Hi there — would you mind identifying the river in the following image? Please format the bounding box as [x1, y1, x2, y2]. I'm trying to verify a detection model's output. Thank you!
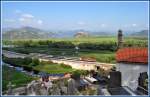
[2, 62, 39, 77]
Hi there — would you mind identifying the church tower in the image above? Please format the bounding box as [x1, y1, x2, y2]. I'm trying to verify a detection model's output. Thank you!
[117, 29, 123, 49]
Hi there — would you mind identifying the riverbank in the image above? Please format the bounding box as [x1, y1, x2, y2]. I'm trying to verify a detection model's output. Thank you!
[2, 64, 36, 92]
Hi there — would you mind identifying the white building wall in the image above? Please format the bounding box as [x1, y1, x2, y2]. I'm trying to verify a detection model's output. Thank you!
[116, 63, 148, 90]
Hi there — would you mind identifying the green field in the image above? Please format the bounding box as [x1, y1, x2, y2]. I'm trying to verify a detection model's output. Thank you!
[34, 63, 75, 74]
[3, 36, 148, 46]
[79, 50, 115, 63]
[2, 36, 148, 63]
[2, 65, 35, 92]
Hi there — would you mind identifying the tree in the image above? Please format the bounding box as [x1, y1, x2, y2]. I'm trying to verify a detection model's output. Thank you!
[72, 70, 81, 80]
[30, 58, 39, 66]
[23, 57, 32, 65]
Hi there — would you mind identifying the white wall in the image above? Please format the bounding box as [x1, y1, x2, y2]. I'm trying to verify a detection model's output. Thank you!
[116, 63, 148, 90]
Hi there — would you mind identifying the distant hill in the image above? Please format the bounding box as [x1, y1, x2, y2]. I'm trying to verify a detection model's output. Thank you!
[130, 30, 148, 37]
[74, 31, 89, 38]
[2, 26, 54, 40]
[54, 29, 113, 38]
[3, 27, 147, 39]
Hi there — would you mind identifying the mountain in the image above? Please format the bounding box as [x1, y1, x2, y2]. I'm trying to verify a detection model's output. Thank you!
[2, 26, 55, 40]
[53, 29, 113, 38]
[130, 30, 148, 37]
[2, 27, 15, 33]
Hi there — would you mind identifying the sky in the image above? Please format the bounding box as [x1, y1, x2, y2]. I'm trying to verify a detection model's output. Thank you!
[2, 1, 149, 32]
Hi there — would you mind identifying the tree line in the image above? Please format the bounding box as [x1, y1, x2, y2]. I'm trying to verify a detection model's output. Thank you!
[3, 39, 148, 51]
[2, 55, 40, 73]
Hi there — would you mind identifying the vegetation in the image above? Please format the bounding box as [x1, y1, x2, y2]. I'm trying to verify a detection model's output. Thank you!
[2, 36, 147, 64]
[34, 63, 74, 74]
[30, 58, 40, 66]
[3, 47, 116, 63]
[60, 64, 72, 69]
[2, 56, 75, 74]
[144, 79, 148, 90]
[80, 87, 97, 95]
[79, 50, 115, 63]
[3, 36, 148, 49]
[2, 65, 34, 91]
[2, 56, 39, 67]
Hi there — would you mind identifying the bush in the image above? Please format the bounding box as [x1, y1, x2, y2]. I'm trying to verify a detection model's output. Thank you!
[3, 56, 23, 66]
[3, 56, 34, 67]
[78, 42, 117, 51]
[22, 65, 33, 71]
[72, 70, 81, 80]
[30, 58, 39, 66]
[72, 70, 87, 80]
[40, 60, 53, 64]
[49, 41, 75, 49]
[60, 64, 72, 69]
[23, 57, 32, 65]
[17, 49, 30, 54]
[32, 69, 40, 74]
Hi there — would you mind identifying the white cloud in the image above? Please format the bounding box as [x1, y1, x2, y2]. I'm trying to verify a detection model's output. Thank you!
[19, 17, 32, 24]
[19, 13, 34, 24]
[19, 18, 26, 22]
[22, 13, 34, 18]
[100, 24, 107, 27]
[132, 23, 137, 27]
[77, 21, 86, 25]
[4, 19, 15, 23]
[17, 12, 43, 26]
[123, 24, 138, 28]
[37, 20, 43, 25]
[15, 10, 22, 14]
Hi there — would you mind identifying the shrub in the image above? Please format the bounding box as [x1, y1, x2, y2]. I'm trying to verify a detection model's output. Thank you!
[23, 57, 32, 65]
[30, 58, 39, 66]
[60, 64, 72, 69]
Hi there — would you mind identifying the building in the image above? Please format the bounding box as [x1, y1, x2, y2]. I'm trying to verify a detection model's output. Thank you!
[117, 29, 123, 49]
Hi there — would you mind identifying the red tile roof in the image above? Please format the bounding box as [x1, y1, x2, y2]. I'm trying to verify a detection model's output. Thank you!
[116, 48, 148, 64]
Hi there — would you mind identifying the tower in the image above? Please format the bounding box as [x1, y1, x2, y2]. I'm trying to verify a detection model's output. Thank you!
[117, 29, 123, 49]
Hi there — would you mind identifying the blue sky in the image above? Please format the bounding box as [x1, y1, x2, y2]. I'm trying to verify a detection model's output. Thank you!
[2, 2, 149, 32]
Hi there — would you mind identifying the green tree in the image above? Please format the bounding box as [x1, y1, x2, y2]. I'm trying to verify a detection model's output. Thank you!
[30, 58, 39, 66]
[23, 57, 32, 65]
